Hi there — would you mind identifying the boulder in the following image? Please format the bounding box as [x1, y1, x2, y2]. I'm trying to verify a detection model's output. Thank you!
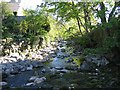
[85, 55, 109, 66]
[80, 55, 109, 72]
[80, 61, 96, 71]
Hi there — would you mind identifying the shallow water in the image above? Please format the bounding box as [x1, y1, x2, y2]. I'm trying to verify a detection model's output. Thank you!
[6, 41, 120, 89]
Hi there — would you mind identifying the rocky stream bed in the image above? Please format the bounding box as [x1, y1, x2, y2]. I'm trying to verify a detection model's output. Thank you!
[0, 40, 120, 89]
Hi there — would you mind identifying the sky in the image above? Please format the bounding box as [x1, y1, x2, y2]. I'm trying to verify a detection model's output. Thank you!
[4, 0, 43, 16]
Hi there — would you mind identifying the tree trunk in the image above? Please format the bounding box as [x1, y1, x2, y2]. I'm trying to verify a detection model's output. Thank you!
[100, 2, 106, 24]
[76, 17, 83, 36]
[83, 3, 89, 33]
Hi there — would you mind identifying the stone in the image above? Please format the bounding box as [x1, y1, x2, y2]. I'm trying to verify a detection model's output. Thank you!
[21, 68, 26, 72]
[5, 57, 17, 62]
[37, 55, 44, 60]
[29, 76, 38, 82]
[80, 61, 96, 71]
[34, 77, 46, 84]
[41, 69, 46, 73]
[51, 54, 56, 58]
[0, 82, 8, 86]
[26, 65, 33, 71]
[65, 58, 73, 63]
[10, 70, 19, 75]
[55, 67, 63, 70]
[50, 68, 56, 72]
[57, 69, 69, 73]
[26, 82, 35, 86]
[85, 55, 109, 66]
[80, 55, 109, 72]
[65, 66, 78, 70]
[60, 48, 65, 52]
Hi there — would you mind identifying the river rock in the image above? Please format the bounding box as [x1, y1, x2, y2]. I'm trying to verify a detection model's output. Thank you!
[85, 55, 109, 66]
[55, 67, 63, 70]
[21, 68, 26, 72]
[51, 54, 56, 58]
[10, 69, 19, 75]
[26, 82, 35, 86]
[80, 61, 96, 71]
[26, 65, 33, 71]
[60, 48, 65, 52]
[65, 58, 73, 63]
[34, 77, 46, 84]
[80, 55, 109, 71]
[41, 69, 46, 73]
[29, 76, 38, 82]
[32, 61, 43, 68]
[57, 69, 69, 73]
[0, 82, 8, 87]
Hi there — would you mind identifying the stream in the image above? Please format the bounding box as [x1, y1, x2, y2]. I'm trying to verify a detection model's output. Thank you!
[1, 40, 120, 89]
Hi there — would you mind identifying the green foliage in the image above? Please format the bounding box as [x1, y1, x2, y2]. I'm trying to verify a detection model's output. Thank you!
[2, 15, 19, 38]
[1, 2, 12, 17]
[83, 48, 107, 55]
[19, 20, 28, 33]
[74, 35, 90, 47]
[20, 9, 50, 36]
[47, 2, 96, 35]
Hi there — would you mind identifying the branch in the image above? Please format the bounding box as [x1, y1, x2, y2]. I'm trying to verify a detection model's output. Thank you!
[108, 2, 118, 22]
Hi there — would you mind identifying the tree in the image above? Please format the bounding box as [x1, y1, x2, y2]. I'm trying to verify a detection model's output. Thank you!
[46, 2, 97, 36]
[1, 2, 12, 19]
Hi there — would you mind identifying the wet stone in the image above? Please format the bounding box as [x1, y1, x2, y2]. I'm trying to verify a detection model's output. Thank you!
[41, 69, 46, 73]
[26, 65, 33, 71]
[10, 70, 19, 75]
[55, 67, 63, 70]
[29, 76, 38, 82]
[34, 77, 46, 84]
[26, 82, 35, 86]
[0, 82, 8, 88]
[57, 69, 69, 73]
